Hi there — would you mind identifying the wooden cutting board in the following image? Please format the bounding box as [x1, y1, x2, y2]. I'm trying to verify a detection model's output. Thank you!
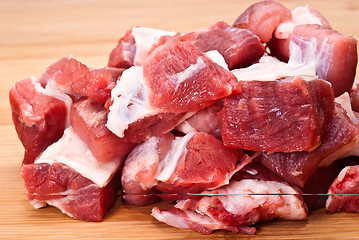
[1, 0, 359, 239]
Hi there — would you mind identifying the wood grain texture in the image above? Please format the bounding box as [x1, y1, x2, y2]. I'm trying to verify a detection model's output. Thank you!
[1, 0, 359, 239]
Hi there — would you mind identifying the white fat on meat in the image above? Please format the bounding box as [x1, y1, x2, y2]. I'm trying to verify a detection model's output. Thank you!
[132, 26, 177, 66]
[31, 77, 73, 127]
[106, 66, 158, 138]
[204, 50, 229, 70]
[122, 136, 160, 190]
[30, 183, 97, 212]
[172, 50, 228, 86]
[275, 6, 325, 39]
[175, 121, 197, 134]
[151, 208, 190, 230]
[231, 54, 316, 82]
[197, 179, 307, 221]
[176, 57, 206, 84]
[35, 127, 122, 187]
[156, 132, 195, 182]
[151, 207, 239, 233]
[335, 92, 358, 125]
[123, 132, 196, 189]
[231, 35, 332, 83]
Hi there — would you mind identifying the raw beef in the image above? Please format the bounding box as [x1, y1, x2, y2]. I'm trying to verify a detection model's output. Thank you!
[219, 77, 335, 153]
[268, 6, 331, 62]
[326, 163, 359, 213]
[121, 132, 247, 206]
[9, 78, 71, 165]
[180, 21, 265, 69]
[70, 98, 136, 162]
[143, 40, 240, 113]
[152, 162, 307, 235]
[233, 1, 292, 43]
[175, 100, 223, 139]
[39, 57, 123, 104]
[290, 24, 358, 97]
[108, 26, 176, 68]
[21, 127, 123, 221]
[106, 66, 192, 142]
[21, 162, 121, 222]
[258, 101, 359, 187]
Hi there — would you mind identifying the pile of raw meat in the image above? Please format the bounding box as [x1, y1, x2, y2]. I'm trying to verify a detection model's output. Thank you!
[9, 0, 359, 235]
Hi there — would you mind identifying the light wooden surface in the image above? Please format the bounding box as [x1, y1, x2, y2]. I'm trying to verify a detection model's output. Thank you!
[1, 0, 359, 239]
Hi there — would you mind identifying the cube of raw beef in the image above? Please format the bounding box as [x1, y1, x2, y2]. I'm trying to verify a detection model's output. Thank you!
[326, 163, 359, 213]
[143, 40, 240, 113]
[152, 162, 307, 235]
[121, 132, 249, 206]
[268, 5, 331, 62]
[258, 100, 359, 188]
[180, 21, 265, 69]
[9, 78, 71, 165]
[106, 42, 238, 141]
[39, 57, 124, 104]
[70, 98, 136, 162]
[175, 100, 223, 139]
[21, 127, 123, 221]
[290, 24, 358, 97]
[233, 1, 292, 43]
[106, 66, 192, 142]
[219, 77, 335, 153]
[108, 26, 177, 68]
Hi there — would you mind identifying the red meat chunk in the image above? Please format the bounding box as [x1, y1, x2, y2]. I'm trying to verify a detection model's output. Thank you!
[9, 78, 68, 164]
[70, 98, 136, 162]
[258, 103, 359, 187]
[155, 132, 244, 195]
[105, 65, 194, 143]
[181, 21, 265, 69]
[40, 57, 123, 104]
[233, 1, 292, 43]
[291, 24, 358, 97]
[219, 77, 335, 152]
[21, 162, 121, 222]
[143, 40, 240, 113]
[268, 5, 331, 62]
[108, 26, 176, 68]
[121, 132, 246, 205]
[108, 28, 136, 68]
